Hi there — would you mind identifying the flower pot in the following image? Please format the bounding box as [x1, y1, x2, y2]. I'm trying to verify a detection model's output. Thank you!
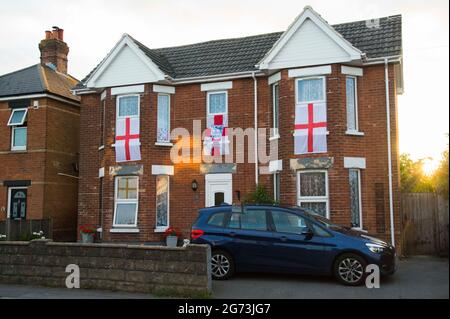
[81, 232, 94, 243]
[166, 236, 178, 247]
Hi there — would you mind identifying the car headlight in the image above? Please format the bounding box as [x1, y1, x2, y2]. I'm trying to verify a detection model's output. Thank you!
[365, 243, 385, 253]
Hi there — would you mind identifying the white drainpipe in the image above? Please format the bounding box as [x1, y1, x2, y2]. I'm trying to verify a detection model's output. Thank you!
[252, 72, 259, 186]
[384, 58, 395, 247]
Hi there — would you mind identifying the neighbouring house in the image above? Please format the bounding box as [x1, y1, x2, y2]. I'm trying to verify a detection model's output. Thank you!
[0, 27, 80, 241]
[74, 7, 403, 248]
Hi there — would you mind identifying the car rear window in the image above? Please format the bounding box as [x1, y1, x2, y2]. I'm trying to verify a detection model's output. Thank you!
[207, 212, 226, 227]
[227, 210, 268, 231]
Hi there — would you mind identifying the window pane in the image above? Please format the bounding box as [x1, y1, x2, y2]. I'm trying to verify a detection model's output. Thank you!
[117, 177, 138, 199]
[298, 78, 324, 102]
[115, 203, 137, 225]
[208, 212, 226, 227]
[156, 175, 169, 227]
[209, 93, 226, 114]
[157, 94, 170, 142]
[273, 84, 279, 129]
[228, 213, 240, 229]
[299, 172, 326, 197]
[349, 170, 361, 228]
[346, 77, 357, 131]
[300, 202, 327, 217]
[13, 127, 27, 147]
[272, 210, 308, 234]
[9, 110, 27, 126]
[241, 210, 267, 231]
[118, 96, 139, 117]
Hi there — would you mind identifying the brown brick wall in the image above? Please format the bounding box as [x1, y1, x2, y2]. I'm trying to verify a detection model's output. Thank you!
[78, 63, 401, 247]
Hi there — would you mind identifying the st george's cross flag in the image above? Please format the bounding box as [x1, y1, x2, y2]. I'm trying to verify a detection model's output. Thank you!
[204, 114, 230, 156]
[115, 117, 141, 162]
[294, 102, 327, 154]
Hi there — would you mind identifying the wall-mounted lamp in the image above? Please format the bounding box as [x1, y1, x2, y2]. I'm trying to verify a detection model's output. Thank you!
[191, 179, 199, 192]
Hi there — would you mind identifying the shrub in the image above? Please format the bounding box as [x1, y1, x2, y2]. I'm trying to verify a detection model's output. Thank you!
[243, 184, 277, 205]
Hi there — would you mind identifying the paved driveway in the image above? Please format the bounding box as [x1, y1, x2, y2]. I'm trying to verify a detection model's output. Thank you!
[213, 256, 449, 299]
[0, 256, 448, 299]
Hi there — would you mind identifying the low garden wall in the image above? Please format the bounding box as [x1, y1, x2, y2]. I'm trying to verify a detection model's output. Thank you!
[0, 239, 211, 296]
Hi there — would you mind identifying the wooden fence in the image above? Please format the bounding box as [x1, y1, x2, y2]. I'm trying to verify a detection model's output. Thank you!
[401, 193, 449, 256]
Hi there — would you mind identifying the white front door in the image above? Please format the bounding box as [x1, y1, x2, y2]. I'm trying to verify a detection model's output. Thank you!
[205, 174, 233, 207]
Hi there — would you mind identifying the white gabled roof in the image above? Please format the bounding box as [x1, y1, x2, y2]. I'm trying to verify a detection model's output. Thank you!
[258, 6, 364, 70]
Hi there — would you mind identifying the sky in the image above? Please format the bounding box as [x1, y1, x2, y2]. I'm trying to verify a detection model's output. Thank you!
[0, 0, 448, 167]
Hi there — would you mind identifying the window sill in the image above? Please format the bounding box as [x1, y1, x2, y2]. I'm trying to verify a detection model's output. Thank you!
[346, 130, 365, 136]
[269, 134, 280, 141]
[154, 227, 169, 233]
[351, 227, 368, 233]
[155, 142, 173, 147]
[9, 149, 27, 153]
[98, 145, 105, 151]
[109, 228, 140, 233]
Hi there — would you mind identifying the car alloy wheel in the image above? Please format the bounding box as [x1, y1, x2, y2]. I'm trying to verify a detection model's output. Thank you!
[211, 253, 231, 278]
[338, 257, 364, 284]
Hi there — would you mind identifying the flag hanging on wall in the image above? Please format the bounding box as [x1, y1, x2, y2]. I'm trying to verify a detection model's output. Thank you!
[115, 117, 141, 162]
[204, 114, 229, 156]
[294, 102, 327, 154]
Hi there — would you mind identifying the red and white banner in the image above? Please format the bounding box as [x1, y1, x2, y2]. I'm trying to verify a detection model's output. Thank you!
[204, 114, 229, 156]
[115, 117, 141, 162]
[294, 102, 327, 154]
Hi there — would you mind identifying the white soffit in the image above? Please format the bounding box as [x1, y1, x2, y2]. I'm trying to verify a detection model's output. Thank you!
[258, 6, 362, 70]
[341, 66, 363, 76]
[111, 85, 145, 96]
[153, 85, 176, 94]
[344, 157, 367, 169]
[151, 165, 174, 176]
[288, 65, 332, 78]
[201, 81, 233, 92]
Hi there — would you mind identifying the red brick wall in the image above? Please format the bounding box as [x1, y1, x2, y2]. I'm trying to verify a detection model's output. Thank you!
[0, 97, 79, 241]
[78, 63, 401, 248]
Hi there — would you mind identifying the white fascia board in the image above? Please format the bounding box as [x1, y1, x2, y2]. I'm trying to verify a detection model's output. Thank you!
[341, 66, 363, 76]
[111, 85, 145, 96]
[86, 34, 166, 88]
[258, 6, 362, 70]
[201, 81, 233, 92]
[268, 72, 281, 85]
[344, 157, 367, 169]
[151, 165, 174, 176]
[153, 85, 175, 94]
[288, 65, 332, 78]
[269, 160, 283, 173]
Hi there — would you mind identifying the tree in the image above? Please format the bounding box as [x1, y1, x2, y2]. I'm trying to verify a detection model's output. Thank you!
[432, 147, 449, 195]
[400, 153, 434, 193]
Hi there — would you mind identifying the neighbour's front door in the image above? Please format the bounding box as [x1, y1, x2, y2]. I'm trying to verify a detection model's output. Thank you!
[205, 174, 232, 207]
[9, 188, 27, 220]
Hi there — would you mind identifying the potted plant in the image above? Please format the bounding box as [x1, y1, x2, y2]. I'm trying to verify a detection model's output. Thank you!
[79, 225, 96, 243]
[164, 227, 180, 247]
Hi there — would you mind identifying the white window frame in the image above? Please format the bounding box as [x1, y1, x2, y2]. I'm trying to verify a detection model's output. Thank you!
[100, 99, 106, 148]
[272, 83, 280, 138]
[349, 169, 363, 230]
[7, 108, 28, 126]
[155, 175, 170, 232]
[116, 94, 140, 120]
[295, 76, 327, 105]
[113, 176, 139, 228]
[11, 126, 27, 151]
[206, 91, 228, 116]
[7, 186, 27, 219]
[157, 93, 171, 143]
[297, 170, 330, 218]
[346, 76, 360, 133]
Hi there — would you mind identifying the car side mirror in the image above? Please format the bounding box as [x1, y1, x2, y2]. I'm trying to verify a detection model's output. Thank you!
[302, 229, 314, 238]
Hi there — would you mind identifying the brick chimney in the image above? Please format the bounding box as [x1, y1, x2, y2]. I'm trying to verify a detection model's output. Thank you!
[39, 26, 69, 74]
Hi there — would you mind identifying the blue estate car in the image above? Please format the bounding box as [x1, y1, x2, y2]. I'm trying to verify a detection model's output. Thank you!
[191, 205, 397, 286]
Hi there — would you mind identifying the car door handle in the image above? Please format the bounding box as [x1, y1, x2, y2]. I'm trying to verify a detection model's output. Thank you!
[229, 232, 236, 237]
[279, 236, 288, 242]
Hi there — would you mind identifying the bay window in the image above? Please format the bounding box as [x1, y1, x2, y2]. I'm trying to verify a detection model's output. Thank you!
[113, 176, 139, 227]
[272, 83, 280, 137]
[156, 175, 169, 231]
[117, 95, 139, 118]
[297, 170, 329, 217]
[296, 77, 326, 103]
[207, 91, 227, 115]
[349, 169, 363, 228]
[157, 94, 170, 143]
[346, 76, 359, 132]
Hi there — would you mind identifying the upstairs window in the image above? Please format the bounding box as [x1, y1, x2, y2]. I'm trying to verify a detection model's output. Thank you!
[8, 108, 28, 151]
[117, 95, 139, 118]
[207, 92, 227, 115]
[297, 77, 326, 103]
[272, 83, 280, 137]
[157, 94, 170, 143]
[346, 76, 359, 132]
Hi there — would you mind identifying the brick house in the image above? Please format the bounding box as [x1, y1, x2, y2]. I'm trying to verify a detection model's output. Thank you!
[74, 7, 403, 247]
[0, 27, 80, 241]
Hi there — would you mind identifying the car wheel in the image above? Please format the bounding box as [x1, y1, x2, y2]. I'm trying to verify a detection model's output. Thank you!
[334, 253, 367, 286]
[211, 250, 234, 280]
